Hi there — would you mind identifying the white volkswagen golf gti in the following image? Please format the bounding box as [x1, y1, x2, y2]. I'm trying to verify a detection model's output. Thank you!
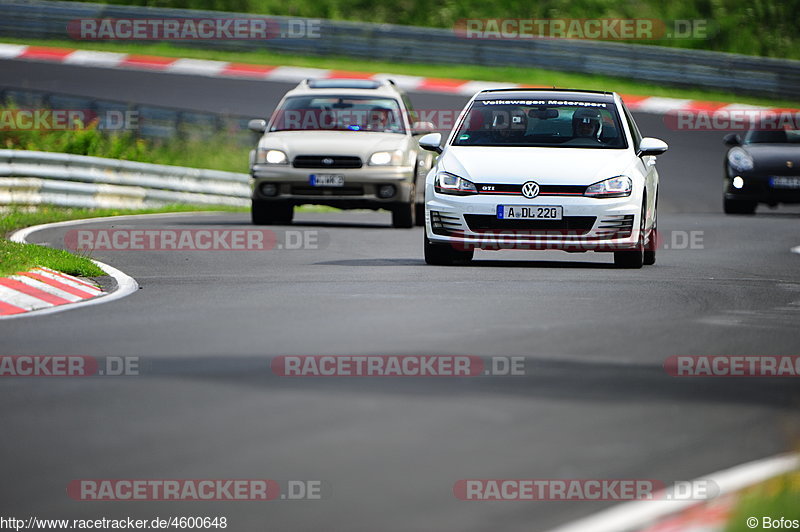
[419, 89, 668, 268]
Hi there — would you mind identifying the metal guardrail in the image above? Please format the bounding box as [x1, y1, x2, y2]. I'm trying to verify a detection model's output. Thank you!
[0, 0, 799, 99]
[0, 87, 255, 143]
[0, 149, 250, 208]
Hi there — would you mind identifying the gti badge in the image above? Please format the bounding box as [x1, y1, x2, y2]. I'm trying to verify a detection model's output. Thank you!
[521, 181, 540, 199]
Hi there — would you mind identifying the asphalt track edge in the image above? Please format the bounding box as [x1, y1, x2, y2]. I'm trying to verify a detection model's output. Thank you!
[544, 452, 800, 532]
[3, 211, 223, 319]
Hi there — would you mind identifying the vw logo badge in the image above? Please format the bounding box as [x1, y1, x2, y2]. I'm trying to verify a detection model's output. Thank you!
[322, 157, 334, 165]
[521, 181, 540, 199]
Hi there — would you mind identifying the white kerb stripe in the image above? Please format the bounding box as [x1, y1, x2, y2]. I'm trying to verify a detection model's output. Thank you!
[372, 73, 425, 91]
[64, 50, 127, 67]
[457, 81, 519, 95]
[634, 97, 694, 114]
[266, 66, 331, 82]
[0, 284, 54, 311]
[38, 267, 101, 291]
[9, 275, 84, 302]
[166, 58, 230, 76]
[31, 269, 102, 295]
[0, 44, 27, 58]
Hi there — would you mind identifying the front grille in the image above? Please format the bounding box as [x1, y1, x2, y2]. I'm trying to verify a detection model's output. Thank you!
[464, 215, 596, 235]
[430, 211, 463, 235]
[594, 215, 635, 239]
[292, 155, 362, 169]
[475, 183, 587, 196]
[290, 186, 365, 196]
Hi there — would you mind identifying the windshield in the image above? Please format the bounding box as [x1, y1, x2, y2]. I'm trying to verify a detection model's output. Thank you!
[270, 95, 405, 134]
[452, 99, 627, 149]
[744, 129, 800, 144]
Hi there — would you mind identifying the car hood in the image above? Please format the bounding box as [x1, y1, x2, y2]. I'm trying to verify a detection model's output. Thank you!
[260, 130, 409, 159]
[439, 146, 634, 184]
[741, 144, 800, 174]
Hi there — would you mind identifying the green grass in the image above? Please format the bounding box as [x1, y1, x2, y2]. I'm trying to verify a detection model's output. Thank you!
[724, 471, 800, 532]
[52, 0, 800, 60]
[4, 37, 798, 108]
[0, 204, 247, 277]
[0, 239, 104, 277]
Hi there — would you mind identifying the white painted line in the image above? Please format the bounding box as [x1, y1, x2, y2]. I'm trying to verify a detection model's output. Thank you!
[266, 66, 330, 82]
[545, 452, 799, 532]
[633, 97, 693, 114]
[166, 58, 229, 76]
[0, 284, 54, 311]
[30, 268, 102, 295]
[64, 50, 127, 68]
[0, 43, 27, 58]
[8, 275, 84, 302]
[791, 246, 800, 255]
[3, 211, 222, 319]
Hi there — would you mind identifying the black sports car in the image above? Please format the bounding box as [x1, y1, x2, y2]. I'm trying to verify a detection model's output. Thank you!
[723, 129, 800, 214]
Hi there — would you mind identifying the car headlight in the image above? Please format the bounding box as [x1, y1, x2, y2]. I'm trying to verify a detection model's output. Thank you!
[727, 147, 754, 172]
[256, 149, 288, 165]
[435, 171, 477, 196]
[584, 176, 632, 198]
[368, 150, 404, 166]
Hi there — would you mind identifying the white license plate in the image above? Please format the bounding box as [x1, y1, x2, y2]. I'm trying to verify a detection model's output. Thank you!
[497, 205, 563, 220]
[770, 176, 800, 189]
[310, 174, 344, 187]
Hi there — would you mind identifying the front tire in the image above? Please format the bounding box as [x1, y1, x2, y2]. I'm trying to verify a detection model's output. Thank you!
[251, 200, 293, 225]
[424, 234, 473, 265]
[614, 202, 645, 269]
[392, 201, 416, 228]
[643, 208, 657, 266]
[414, 203, 425, 226]
[724, 198, 757, 215]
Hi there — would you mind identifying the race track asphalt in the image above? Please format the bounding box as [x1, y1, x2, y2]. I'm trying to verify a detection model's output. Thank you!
[1, 59, 799, 531]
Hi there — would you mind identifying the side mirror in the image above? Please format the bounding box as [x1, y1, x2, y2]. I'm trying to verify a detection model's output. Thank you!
[248, 119, 267, 133]
[723, 133, 742, 147]
[638, 137, 668, 157]
[419, 133, 443, 154]
[411, 121, 436, 135]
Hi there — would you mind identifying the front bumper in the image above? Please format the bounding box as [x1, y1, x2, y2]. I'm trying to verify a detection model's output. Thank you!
[724, 173, 800, 204]
[252, 164, 416, 207]
[425, 191, 643, 252]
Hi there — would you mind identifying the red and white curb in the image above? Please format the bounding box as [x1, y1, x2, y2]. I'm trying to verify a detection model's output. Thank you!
[0, 42, 786, 115]
[544, 452, 799, 532]
[0, 266, 103, 316]
[3, 216, 141, 319]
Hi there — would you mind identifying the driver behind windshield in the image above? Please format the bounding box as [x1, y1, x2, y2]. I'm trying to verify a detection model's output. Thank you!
[572, 108, 603, 142]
